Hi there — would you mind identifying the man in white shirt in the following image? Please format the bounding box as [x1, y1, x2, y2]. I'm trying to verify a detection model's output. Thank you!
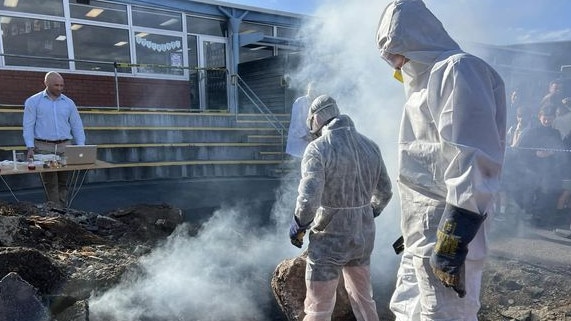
[23, 71, 86, 208]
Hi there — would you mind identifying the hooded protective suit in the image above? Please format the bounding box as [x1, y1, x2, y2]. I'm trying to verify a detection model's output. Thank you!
[286, 95, 313, 158]
[376, 0, 506, 320]
[294, 113, 392, 321]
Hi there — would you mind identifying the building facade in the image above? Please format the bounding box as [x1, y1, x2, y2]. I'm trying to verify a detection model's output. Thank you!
[0, 0, 306, 111]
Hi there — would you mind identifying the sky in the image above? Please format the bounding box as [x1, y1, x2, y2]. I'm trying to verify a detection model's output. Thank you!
[221, 0, 571, 45]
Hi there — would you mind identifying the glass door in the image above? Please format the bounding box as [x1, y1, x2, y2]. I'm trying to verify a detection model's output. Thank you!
[187, 35, 228, 111]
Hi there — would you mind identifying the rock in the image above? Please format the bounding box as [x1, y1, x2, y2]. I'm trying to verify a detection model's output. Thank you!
[53, 299, 89, 321]
[498, 306, 532, 321]
[0, 215, 28, 246]
[502, 279, 523, 291]
[106, 203, 184, 242]
[271, 252, 356, 321]
[526, 286, 544, 298]
[0, 247, 65, 294]
[95, 214, 123, 229]
[0, 272, 50, 321]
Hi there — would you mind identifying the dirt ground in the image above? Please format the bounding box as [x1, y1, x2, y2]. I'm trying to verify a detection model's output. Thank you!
[2, 200, 571, 321]
[478, 218, 571, 321]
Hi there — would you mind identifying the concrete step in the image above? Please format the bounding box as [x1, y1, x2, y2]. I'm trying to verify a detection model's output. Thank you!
[258, 151, 286, 161]
[247, 134, 284, 144]
[0, 106, 291, 188]
[0, 126, 280, 145]
[1, 107, 293, 128]
[0, 107, 240, 127]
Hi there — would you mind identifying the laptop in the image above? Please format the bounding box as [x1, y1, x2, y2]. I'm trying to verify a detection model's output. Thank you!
[64, 145, 98, 165]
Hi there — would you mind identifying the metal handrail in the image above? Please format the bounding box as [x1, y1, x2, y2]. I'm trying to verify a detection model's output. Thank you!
[233, 73, 287, 164]
[233, 74, 286, 134]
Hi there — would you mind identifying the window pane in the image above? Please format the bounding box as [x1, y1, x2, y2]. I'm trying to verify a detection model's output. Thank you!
[1, 0, 63, 16]
[1, 16, 68, 68]
[204, 41, 227, 110]
[70, 0, 127, 25]
[135, 33, 183, 75]
[132, 6, 181, 31]
[187, 35, 199, 110]
[186, 15, 225, 37]
[240, 22, 273, 37]
[72, 24, 130, 72]
[239, 44, 273, 63]
[277, 26, 298, 38]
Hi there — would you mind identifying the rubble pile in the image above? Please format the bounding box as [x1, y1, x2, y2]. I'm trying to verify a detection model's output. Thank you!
[1, 199, 571, 321]
[0, 201, 191, 321]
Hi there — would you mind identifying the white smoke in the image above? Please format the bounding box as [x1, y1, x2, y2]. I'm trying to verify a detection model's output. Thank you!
[90, 189, 300, 320]
[90, 1, 403, 319]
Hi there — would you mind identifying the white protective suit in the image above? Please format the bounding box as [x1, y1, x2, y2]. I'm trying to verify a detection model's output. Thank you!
[376, 1, 506, 320]
[295, 114, 392, 321]
[286, 95, 312, 158]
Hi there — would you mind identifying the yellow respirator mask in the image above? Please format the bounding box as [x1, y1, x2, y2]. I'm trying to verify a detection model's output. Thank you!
[393, 69, 403, 83]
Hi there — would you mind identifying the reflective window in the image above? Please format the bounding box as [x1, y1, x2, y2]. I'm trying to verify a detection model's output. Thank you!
[240, 22, 273, 37]
[1, 16, 68, 68]
[187, 35, 199, 110]
[240, 44, 273, 63]
[203, 40, 227, 110]
[187, 15, 226, 37]
[132, 6, 181, 31]
[134, 33, 183, 75]
[1, 0, 63, 16]
[277, 26, 298, 38]
[72, 24, 130, 72]
[69, 0, 127, 25]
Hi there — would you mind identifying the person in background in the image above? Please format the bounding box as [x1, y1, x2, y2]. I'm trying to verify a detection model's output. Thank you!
[23, 71, 86, 208]
[553, 97, 571, 142]
[496, 107, 532, 223]
[285, 82, 317, 160]
[518, 103, 566, 228]
[289, 95, 392, 321]
[375, 0, 506, 320]
[507, 107, 532, 148]
[540, 79, 565, 110]
[508, 87, 526, 129]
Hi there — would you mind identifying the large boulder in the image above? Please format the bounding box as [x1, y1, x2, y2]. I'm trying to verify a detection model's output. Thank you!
[271, 252, 356, 321]
[0, 272, 50, 321]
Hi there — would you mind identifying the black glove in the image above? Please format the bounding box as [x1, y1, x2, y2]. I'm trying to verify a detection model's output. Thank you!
[429, 204, 486, 298]
[289, 216, 309, 248]
[392, 235, 404, 255]
[372, 204, 382, 218]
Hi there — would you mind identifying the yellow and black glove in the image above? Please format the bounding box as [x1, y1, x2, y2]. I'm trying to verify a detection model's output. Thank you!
[429, 204, 486, 298]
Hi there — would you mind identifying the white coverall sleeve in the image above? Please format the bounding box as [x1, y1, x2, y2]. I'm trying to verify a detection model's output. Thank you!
[294, 143, 325, 226]
[290, 98, 310, 139]
[428, 56, 506, 214]
[371, 149, 393, 215]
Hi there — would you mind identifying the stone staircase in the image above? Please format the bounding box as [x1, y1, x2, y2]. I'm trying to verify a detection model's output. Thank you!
[0, 106, 290, 191]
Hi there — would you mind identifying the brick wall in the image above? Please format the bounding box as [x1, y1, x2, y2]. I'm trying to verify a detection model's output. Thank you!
[0, 70, 191, 110]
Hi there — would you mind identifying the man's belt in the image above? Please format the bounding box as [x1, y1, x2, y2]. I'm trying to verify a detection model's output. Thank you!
[34, 138, 70, 144]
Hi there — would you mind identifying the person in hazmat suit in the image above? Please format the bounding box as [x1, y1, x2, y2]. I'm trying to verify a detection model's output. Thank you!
[289, 94, 393, 321]
[375, 1, 506, 320]
[286, 81, 318, 159]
